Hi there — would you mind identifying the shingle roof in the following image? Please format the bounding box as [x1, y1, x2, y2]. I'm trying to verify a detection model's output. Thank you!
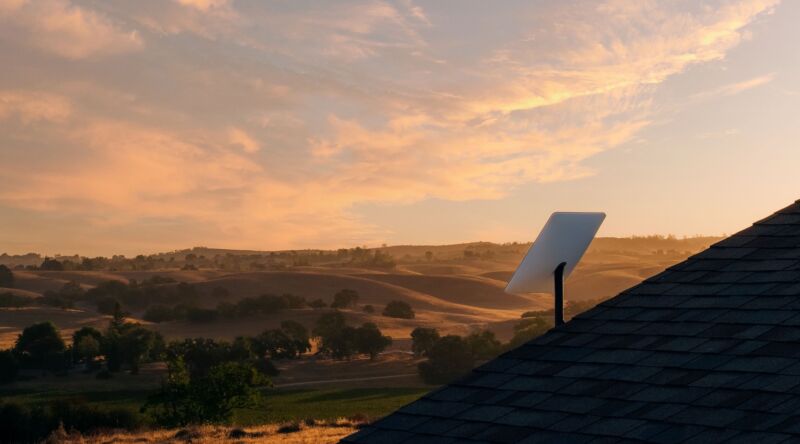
[343, 200, 800, 444]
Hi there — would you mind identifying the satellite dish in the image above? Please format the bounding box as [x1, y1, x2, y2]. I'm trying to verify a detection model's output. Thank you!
[505, 212, 605, 325]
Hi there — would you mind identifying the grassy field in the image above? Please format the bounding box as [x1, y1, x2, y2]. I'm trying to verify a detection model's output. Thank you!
[0, 385, 429, 426]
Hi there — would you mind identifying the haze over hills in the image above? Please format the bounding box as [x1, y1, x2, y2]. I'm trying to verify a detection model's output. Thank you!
[0, 236, 721, 349]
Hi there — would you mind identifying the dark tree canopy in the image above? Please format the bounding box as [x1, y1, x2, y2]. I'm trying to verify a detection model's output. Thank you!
[143, 357, 266, 427]
[465, 330, 501, 360]
[354, 322, 392, 360]
[411, 327, 440, 357]
[0, 264, 13, 288]
[0, 350, 19, 383]
[331, 289, 359, 309]
[382, 300, 415, 319]
[417, 335, 474, 385]
[14, 321, 66, 369]
[313, 311, 356, 359]
[39, 258, 64, 271]
[253, 321, 311, 360]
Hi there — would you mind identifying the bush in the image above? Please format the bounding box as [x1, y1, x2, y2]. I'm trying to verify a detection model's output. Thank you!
[417, 335, 474, 385]
[277, 422, 301, 434]
[465, 330, 501, 360]
[0, 350, 19, 383]
[0, 400, 141, 442]
[507, 315, 549, 349]
[382, 300, 415, 319]
[143, 358, 267, 427]
[331, 289, 359, 309]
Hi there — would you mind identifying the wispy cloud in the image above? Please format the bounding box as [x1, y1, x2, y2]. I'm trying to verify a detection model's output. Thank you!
[692, 73, 776, 99]
[0, 0, 782, 254]
[0, 0, 143, 59]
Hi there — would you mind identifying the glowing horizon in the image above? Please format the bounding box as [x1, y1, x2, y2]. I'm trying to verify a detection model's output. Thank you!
[2, 0, 799, 257]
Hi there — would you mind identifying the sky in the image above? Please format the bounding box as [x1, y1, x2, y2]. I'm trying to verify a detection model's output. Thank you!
[1, 0, 799, 256]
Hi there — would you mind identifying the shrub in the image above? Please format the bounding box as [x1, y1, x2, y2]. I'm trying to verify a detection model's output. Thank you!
[277, 422, 302, 434]
[0, 350, 19, 383]
[417, 335, 474, 385]
[465, 330, 501, 360]
[331, 289, 359, 309]
[0, 400, 141, 442]
[382, 300, 415, 319]
[143, 358, 267, 427]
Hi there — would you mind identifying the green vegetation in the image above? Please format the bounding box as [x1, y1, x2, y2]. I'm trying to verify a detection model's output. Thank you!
[313, 311, 392, 360]
[143, 358, 268, 427]
[238, 387, 427, 425]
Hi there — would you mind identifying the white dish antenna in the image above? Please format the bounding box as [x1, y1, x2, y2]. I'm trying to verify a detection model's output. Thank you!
[505, 212, 605, 325]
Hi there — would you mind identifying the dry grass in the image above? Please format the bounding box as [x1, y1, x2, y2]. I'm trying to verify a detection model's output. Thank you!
[47, 418, 362, 444]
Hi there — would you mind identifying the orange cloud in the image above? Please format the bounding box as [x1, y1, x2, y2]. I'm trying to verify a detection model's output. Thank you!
[0, 0, 783, 253]
[0, 90, 71, 123]
[0, 0, 143, 59]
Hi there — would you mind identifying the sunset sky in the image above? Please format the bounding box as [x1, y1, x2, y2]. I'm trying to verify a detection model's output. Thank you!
[2, 0, 799, 256]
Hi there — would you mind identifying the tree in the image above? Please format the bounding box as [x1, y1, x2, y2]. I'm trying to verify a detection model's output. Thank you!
[13, 321, 66, 370]
[507, 315, 549, 349]
[465, 330, 501, 360]
[103, 309, 160, 373]
[312, 311, 356, 359]
[417, 335, 474, 385]
[39, 257, 64, 271]
[0, 350, 19, 383]
[72, 327, 102, 364]
[75, 336, 100, 367]
[143, 357, 267, 427]
[382, 300, 415, 319]
[411, 327, 440, 357]
[354, 323, 391, 360]
[425, 251, 433, 261]
[362, 304, 375, 314]
[0, 264, 13, 288]
[309, 298, 327, 309]
[331, 289, 359, 309]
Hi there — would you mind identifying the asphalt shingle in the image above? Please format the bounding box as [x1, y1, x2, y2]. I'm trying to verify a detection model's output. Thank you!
[343, 200, 800, 444]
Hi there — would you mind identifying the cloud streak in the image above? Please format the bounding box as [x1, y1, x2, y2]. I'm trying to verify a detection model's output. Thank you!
[0, 0, 782, 254]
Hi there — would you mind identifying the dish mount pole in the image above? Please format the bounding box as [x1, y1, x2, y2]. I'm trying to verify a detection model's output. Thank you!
[554, 262, 566, 326]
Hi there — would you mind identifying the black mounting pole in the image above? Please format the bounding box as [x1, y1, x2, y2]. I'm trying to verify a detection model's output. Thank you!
[554, 262, 566, 326]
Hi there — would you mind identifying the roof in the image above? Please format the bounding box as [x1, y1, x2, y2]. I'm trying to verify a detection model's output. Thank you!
[344, 200, 800, 444]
